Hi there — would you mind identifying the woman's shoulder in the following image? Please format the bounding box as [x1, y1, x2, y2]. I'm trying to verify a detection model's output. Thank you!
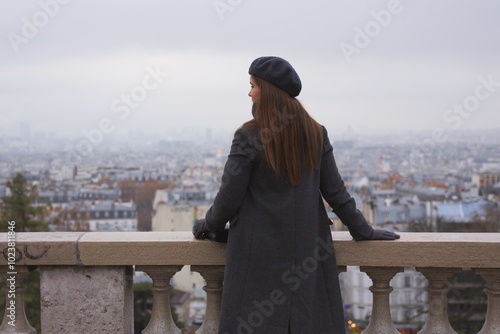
[318, 124, 334, 154]
[230, 122, 262, 160]
[318, 123, 328, 134]
[317, 124, 330, 141]
[236, 120, 258, 134]
[234, 121, 259, 142]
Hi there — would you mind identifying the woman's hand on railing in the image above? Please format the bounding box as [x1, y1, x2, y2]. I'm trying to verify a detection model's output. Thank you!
[192, 219, 228, 243]
[367, 229, 400, 240]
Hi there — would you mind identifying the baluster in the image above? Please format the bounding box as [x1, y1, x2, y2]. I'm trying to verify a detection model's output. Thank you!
[191, 265, 225, 334]
[0, 265, 36, 334]
[476, 269, 500, 334]
[417, 267, 457, 334]
[137, 265, 183, 334]
[360, 266, 402, 334]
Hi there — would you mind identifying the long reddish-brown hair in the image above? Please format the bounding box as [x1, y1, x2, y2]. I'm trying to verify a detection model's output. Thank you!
[242, 75, 323, 185]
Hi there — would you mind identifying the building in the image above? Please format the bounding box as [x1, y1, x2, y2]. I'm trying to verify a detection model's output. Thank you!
[472, 169, 500, 193]
[87, 201, 137, 231]
[55, 200, 137, 231]
[151, 188, 217, 232]
[362, 195, 427, 231]
[79, 186, 121, 201]
[37, 189, 80, 206]
[432, 198, 497, 231]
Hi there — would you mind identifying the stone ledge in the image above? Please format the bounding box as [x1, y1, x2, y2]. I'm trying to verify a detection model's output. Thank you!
[1, 232, 82, 266]
[1, 232, 499, 268]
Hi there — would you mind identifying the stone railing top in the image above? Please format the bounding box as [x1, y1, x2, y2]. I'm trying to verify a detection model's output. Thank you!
[1, 232, 499, 268]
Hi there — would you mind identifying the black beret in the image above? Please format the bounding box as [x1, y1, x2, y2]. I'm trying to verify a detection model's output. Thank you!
[248, 56, 302, 97]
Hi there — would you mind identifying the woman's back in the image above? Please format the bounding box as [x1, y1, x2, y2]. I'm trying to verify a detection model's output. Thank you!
[206, 124, 346, 333]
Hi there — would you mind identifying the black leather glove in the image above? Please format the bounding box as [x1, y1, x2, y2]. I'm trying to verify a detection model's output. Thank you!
[368, 229, 400, 240]
[192, 219, 229, 243]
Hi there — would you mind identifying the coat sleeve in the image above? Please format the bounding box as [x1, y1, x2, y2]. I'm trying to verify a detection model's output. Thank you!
[319, 127, 374, 240]
[205, 128, 255, 230]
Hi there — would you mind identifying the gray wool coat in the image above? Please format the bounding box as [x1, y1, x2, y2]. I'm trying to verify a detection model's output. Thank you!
[205, 125, 374, 334]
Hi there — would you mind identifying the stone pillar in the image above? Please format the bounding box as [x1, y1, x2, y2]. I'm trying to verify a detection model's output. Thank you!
[360, 266, 402, 334]
[137, 265, 183, 334]
[191, 265, 224, 334]
[40, 266, 134, 334]
[0, 266, 36, 334]
[417, 268, 457, 334]
[476, 269, 500, 334]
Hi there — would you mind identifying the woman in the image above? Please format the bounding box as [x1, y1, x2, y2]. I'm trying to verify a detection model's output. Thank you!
[193, 56, 400, 334]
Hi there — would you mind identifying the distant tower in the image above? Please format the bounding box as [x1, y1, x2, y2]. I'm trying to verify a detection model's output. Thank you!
[205, 128, 213, 142]
[19, 121, 31, 140]
[73, 165, 78, 180]
[379, 155, 384, 175]
[345, 125, 354, 138]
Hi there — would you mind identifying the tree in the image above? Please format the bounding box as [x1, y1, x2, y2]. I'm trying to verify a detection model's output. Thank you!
[50, 202, 90, 232]
[118, 179, 137, 202]
[0, 173, 48, 332]
[118, 178, 175, 231]
[484, 203, 500, 232]
[0, 173, 48, 232]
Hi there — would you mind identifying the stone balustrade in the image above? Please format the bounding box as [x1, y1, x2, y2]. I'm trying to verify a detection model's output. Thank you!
[0, 232, 499, 333]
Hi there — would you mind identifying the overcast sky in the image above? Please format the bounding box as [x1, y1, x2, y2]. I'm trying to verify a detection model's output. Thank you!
[1, 0, 499, 141]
